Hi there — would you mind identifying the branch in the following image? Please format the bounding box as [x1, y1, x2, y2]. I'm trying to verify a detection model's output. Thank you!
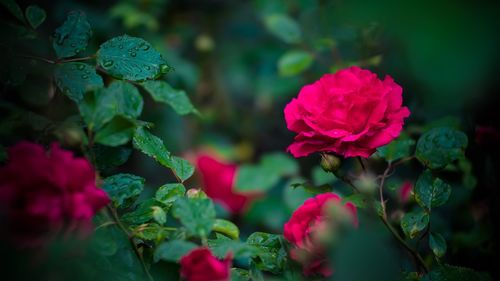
[107, 206, 155, 281]
[377, 158, 429, 273]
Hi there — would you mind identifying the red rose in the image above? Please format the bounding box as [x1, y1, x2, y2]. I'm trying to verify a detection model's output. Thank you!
[196, 153, 258, 214]
[398, 180, 413, 203]
[180, 247, 231, 281]
[284, 66, 410, 158]
[0, 142, 109, 247]
[283, 193, 357, 276]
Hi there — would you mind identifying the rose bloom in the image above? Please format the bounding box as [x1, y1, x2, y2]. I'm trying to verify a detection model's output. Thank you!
[196, 153, 258, 214]
[283, 193, 357, 277]
[284, 66, 410, 158]
[0, 142, 109, 247]
[180, 247, 231, 281]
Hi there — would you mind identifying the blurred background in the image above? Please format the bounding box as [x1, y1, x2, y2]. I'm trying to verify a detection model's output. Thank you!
[1, 0, 499, 280]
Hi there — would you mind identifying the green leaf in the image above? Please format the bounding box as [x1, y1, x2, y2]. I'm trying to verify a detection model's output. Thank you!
[155, 183, 186, 205]
[260, 152, 298, 176]
[132, 127, 171, 164]
[343, 193, 372, 209]
[1, 0, 25, 23]
[132, 127, 194, 182]
[151, 206, 167, 225]
[231, 269, 251, 281]
[79, 89, 115, 131]
[25, 5, 46, 29]
[416, 127, 468, 170]
[53, 11, 92, 58]
[290, 181, 332, 195]
[170, 156, 195, 182]
[401, 208, 429, 239]
[377, 138, 416, 163]
[209, 235, 258, 259]
[130, 223, 170, 242]
[121, 199, 165, 225]
[429, 232, 447, 258]
[141, 80, 198, 115]
[283, 178, 311, 210]
[278, 50, 314, 77]
[103, 173, 144, 209]
[422, 264, 491, 281]
[79, 81, 143, 131]
[414, 170, 452, 210]
[312, 165, 337, 185]
[94, 116, 136, 147]
[235, 165, 279, 192]
[154, 240, 197, 262]
[93, 144, 132, 171]
[213, 219, 240, 240]
[247, 232, 287, 274]
[172, 197, 216, 238]
[264, 14, 302, 44]
[235, 152, 298, 192]
[106, 81, 144, 118]
[54, 62, 103, 102]
[97, 34, 170, 81]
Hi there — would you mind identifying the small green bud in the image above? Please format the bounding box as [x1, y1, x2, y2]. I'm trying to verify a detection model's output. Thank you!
[320, 154, 342, 173]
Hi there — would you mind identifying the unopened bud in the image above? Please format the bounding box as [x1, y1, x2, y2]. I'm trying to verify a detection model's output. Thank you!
[320, 154, 342, 173]
[186, 188, 208, 199]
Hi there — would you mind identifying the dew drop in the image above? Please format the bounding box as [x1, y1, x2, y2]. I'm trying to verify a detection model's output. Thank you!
[76, 64, 85, 70]
[130, 52, 137, 57]
[159, 64, 170, 74]
[81, 74, 89, 79]
[102, 60, 114, 68]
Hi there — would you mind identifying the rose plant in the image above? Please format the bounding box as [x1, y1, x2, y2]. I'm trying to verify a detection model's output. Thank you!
[0, 1, 492, 281]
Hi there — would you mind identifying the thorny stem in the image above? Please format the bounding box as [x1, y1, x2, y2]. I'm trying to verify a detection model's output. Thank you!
[335, 156, 428, 273]
[15, 53, 96, 64]
[380, 215, 429, 273]
[357, 157, 366, 172]
[377, 157, 428, 273]
[378, 162, 392, 219]
[107, 206, 155, 281]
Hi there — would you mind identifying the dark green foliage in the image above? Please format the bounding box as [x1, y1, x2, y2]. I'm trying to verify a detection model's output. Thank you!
[401, 208, 429, 239]
[416, 127, 468, 170]
[97, 35, 170, 81]
[171, 197, 216, 238]
[414, 170, 452, 210]
[142, 80, 197, 115]
[103, 173, 145, 209]
[54, 62, 103, 102]
[53, 11, 91, 58]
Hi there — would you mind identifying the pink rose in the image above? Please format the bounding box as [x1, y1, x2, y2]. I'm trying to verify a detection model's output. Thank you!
[196, 153, 258, 214]
[0, 142, 109, 247]
[283, 193, 357, 277]
[180, 247, 231, 281]
[284, 66, 410, 158]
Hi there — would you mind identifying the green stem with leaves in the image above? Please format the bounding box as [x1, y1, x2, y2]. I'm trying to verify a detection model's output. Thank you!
[377, 157, 429, 273]
[107, 206, 154, 281]
[333, 156, 428, 273]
